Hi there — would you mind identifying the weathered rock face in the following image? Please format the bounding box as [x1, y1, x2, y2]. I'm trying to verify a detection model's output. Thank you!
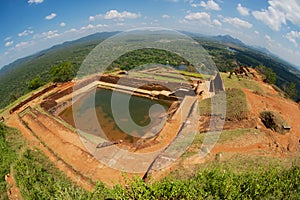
[259, 111, 290, 134]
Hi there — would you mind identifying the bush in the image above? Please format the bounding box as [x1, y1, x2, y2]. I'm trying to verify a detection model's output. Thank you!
[106, 165, 300, 199]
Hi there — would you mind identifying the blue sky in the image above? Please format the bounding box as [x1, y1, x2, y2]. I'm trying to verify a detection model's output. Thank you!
[1, 0, 300, 69]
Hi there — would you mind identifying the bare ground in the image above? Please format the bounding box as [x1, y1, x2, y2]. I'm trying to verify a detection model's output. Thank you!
[5, 170, 22, 200]
[3, 71, 300, 192]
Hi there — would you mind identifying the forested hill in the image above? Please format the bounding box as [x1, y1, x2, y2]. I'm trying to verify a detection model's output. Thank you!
[0, 32, 119, 108]
[0, 32, 119, 76]
[0, 31, 300, 109]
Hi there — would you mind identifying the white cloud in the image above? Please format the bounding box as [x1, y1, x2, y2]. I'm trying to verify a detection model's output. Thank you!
[237, 3, 249, 16]
[60, 22, 66, 27]
[196, 0, 221, 11]
[64, 28, 77, 34]
[62, 23, 107, 35]
[162, 14, 170, 19]
[104, 10, 141, 20]
[213, 19, 222, 26]
[4, 37, 12, 41]
[89, 16, 95, 21]
[88, 10, 141, 22]
[285, 30, 300, 47]
[80, 24, 95, 30]
[18, 28, 34, 37]
[222, 17, 252, 29]
[96, 24, 107, 28]
[28, 0, 44, 4]
[254, 30, 259, 35]
[15, 41, 30, 48]
[269, 0, 300, 27]
[46, 31, 60, 39]
[265, 34, 274, 43]
[252, 7, 285, 31]
[252, 0, 300, 31]
[45, 13, 57, 20]
[184, 12, 211, 24]
[33, 30, 60, 39]
[5, 41, 14, 47]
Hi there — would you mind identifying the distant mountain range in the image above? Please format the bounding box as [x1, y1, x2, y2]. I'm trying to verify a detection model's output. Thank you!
[1, 31, 299, 74]
[211, 34, 246, 47]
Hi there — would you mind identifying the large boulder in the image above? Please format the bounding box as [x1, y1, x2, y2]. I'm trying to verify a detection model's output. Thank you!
[259, 111, 290, 134]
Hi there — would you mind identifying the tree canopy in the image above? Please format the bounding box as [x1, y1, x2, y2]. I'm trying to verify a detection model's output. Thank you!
[108, 48, 190, 71]
[50, 62, 76, 83]
[28, 76, 44, 90]
[285, 82, 297, 99]
[256, 65, 277, 84]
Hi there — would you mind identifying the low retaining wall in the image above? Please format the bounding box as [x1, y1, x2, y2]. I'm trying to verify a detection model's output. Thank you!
[10, 84, 56, 114]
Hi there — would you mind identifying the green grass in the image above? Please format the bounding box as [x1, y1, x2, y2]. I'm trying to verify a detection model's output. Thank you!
[194, 128, 258, 145]
[0, 123, 25, 200]
[121, 163, 300, 200]
[0, 83, 53, 116]
[177, 70, 205, 79]
[217, 128, 257, 143]
[220, 73, 263, 92]
[199, 88, 249, 121]
[14, 149, 90, 200]
[187, 128, 258, 155]
[1, 123, 300, 199]
[128, 71, 188, 83]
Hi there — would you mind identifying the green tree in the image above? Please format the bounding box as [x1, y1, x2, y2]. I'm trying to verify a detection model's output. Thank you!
[285, 82, 297, 99]
[49, 62, 75, 83]
[265, 68, 277, 84]
[256, 65, 277, 84]
[9, 94, 18, 102]
[28, 76, 44, 90]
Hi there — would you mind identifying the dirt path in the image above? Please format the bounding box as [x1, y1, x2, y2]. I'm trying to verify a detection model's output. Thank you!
[5, 170, 22, 200]
[146, 97, 199, 180]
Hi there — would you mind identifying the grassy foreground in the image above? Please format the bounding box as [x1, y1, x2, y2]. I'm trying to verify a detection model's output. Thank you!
[0, 122, 299, 199]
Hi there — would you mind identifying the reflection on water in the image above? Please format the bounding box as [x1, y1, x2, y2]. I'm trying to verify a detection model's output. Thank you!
[60, 88, 170, 144]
